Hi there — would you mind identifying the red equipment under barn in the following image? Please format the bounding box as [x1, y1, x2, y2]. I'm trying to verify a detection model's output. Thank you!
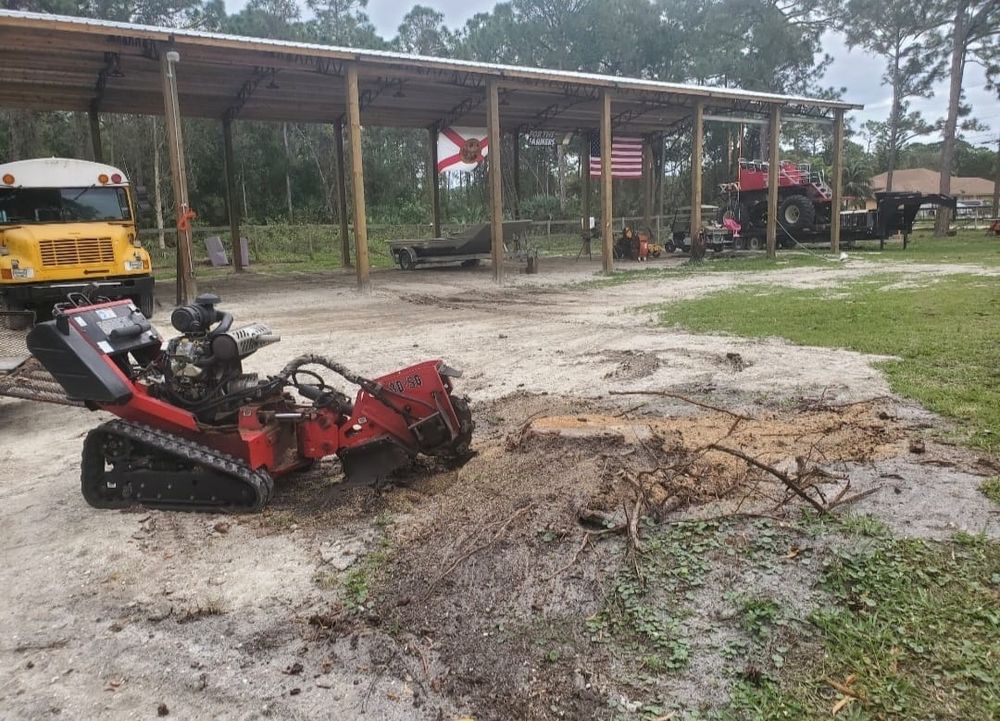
[720, 159, 834, 237]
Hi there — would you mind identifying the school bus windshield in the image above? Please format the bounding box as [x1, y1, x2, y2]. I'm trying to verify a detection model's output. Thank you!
[0, 187, 132, 225]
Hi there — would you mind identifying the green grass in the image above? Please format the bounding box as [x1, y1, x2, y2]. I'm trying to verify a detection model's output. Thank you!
[655, 274, 1000, 451]
[728, 535, 1000, 720]
[836, 513, 893, 539]
[850, 229, 1000, 267]
[980, 477, 1000, 505]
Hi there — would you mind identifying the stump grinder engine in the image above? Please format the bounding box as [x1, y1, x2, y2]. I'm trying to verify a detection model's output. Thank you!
[26, 293, 474, 512]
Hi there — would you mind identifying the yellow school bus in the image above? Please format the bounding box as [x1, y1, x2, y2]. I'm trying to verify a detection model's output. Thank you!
[0, 158, 154, 328]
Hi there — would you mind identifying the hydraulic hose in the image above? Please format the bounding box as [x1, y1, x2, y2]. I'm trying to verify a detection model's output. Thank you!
[278, 354, 371, 389]
[277, 354, 438, 419]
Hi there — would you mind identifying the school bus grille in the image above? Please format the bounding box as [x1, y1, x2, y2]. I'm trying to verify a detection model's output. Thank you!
[38, 238, 115, 267]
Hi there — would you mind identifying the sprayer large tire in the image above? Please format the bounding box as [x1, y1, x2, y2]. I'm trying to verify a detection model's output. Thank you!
[779, 195, 815, 232]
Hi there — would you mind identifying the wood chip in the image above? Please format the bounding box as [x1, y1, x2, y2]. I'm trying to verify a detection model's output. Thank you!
[832, 696, 853, 714]
[826, 676, 866, 700]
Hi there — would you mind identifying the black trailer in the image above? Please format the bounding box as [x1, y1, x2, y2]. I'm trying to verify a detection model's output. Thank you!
[724, 192, 957, 250]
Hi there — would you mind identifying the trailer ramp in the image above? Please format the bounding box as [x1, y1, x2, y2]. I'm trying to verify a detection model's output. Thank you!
[0, 314, 80, 406]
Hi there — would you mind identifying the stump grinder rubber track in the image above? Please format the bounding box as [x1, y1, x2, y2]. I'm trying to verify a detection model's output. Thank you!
[82, 420, 274, 511]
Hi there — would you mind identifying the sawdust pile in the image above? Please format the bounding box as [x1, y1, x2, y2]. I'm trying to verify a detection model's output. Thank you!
[531, 399, 898, 515]
[366, 392, 902, 720]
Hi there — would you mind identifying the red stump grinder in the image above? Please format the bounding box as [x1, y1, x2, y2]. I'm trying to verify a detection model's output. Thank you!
[26, 293, 474, 512]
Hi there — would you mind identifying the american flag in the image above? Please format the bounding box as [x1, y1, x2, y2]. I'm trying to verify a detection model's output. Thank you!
[589, 135, 643, 178]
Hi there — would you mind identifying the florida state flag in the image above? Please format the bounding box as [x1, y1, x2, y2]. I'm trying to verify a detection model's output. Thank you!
[436, 126, 490, 174]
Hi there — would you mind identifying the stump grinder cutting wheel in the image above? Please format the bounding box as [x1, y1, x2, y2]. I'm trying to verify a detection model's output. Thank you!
[26, 292, 474, 512]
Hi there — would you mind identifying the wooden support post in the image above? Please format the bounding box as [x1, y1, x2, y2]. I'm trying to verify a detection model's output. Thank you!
[581, 135, 592, 245]
[557, 141, 567, 213]
[160, 49, 196, 305]
[345, 65, 369, 290]
[486, 80, 504, 283]
[428, 126, 441, 238]
[642, 136, 653, 230]
[766, 105, 782, 259]
[333, 118, 351, 267]
[830, 108, 845, 255]
[282, 123, 294, 223]
[690, 100, 705, 260]
[993, 137, 1000, 221]
[222, 117, 243, 272]
[511, 131, 521, 219]
[88, 103, 103, 163]
[600, 90, 613, 272]
[655, 134, 665, 238]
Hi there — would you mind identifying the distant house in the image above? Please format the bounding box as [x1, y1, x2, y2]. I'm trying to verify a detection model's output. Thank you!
[871, 168, 995, 202]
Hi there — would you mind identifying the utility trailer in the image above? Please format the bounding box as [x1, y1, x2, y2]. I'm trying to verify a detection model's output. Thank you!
[389, 221, 532, 270]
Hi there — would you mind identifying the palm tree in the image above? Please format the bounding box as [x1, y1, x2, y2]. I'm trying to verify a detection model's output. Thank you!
[843, 159, 874, 203]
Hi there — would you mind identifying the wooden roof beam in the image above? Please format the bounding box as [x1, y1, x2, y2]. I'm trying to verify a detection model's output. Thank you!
[174, 44, 345, 77]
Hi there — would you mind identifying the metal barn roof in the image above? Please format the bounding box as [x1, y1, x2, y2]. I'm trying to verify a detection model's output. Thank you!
[0, 9, 860, 132]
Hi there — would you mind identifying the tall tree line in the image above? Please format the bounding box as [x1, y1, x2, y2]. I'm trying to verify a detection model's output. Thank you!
[0, 0, 996, 230]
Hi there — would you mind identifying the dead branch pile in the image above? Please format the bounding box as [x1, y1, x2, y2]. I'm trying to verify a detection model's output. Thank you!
[545, 391, 897, 576]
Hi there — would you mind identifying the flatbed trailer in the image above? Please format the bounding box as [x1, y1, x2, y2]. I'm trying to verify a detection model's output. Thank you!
[725, 192, 958, 250]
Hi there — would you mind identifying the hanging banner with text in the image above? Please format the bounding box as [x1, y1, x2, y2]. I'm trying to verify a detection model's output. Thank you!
[526, 131, 557, 146]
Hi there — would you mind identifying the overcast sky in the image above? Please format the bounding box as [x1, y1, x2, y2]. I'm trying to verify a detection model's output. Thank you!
[226, 0, 997, 148]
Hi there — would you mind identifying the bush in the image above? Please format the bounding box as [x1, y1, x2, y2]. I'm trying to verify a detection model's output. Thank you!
[520, 195, 567, 221]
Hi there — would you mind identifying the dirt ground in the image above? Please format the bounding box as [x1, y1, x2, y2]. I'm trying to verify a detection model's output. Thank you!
[1, 257, 996, 720]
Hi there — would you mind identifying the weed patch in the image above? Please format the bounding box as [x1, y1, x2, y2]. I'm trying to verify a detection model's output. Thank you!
[342, 521, 393, 612]
[836, 513, 892, 539]
[727, 535, 1000, 720]
[343, 545, 389, 612]
[588, 520, 723, 673]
